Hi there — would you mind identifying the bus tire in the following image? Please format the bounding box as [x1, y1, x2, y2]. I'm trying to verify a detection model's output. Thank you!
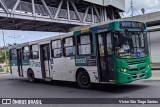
[27, 69, 35, 83]
[77, 71, 92, 89]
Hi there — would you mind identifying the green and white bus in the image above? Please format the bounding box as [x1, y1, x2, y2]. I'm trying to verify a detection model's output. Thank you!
[9, 20, 152, 88]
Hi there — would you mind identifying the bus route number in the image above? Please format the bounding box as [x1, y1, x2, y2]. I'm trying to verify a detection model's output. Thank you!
[75, 58, 86, 64]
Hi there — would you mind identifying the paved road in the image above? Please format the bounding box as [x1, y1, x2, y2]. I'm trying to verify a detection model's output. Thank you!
[0, 71, 160, 107]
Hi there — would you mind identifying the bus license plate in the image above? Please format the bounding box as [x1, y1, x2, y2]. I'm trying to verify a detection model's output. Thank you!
[136, 73, 143, 77]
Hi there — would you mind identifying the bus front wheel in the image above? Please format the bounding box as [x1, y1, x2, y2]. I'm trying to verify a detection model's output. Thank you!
[77, 71, 92, 89]
[27, 69, 35, 83]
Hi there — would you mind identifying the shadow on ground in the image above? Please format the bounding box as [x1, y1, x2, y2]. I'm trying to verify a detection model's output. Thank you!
[7, 77, 150, 94]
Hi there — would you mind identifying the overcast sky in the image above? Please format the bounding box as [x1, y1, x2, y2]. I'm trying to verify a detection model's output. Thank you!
[1, 0, 160, 46]
[125, 0, 160, 16]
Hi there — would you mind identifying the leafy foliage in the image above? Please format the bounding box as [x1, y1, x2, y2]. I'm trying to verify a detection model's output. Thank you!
[0, 50, 9, 63]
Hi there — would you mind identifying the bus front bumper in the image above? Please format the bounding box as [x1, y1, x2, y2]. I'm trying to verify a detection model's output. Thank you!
[115, 68, 152, 84]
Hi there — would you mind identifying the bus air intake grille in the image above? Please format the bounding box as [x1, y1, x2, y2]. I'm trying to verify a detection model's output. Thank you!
[129, 67, 146, 72]
[127, 60, 146, 65]
[129, 68, 138, 71]
[139, 67, 146, 70]
[132, 74, 144, 78]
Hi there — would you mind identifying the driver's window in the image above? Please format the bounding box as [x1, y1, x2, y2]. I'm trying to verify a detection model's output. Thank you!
[114, 32, 131, 58]
[107, 33, 112, 55]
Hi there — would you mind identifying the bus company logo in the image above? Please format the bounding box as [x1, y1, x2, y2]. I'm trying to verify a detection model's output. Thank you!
[2, 99, 11, 104]
[30, 61, 41, 67]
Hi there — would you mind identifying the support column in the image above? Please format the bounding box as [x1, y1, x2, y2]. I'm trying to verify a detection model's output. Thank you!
[67, 0, 70, 21]
[104, 7, 108, 21]
[31, 0, 36, 16]
[91, 5, 94, 23]
[100, 7, 105, 22]
[11, 0, 21, 14]
[70, 1, 82, 22]
[0, 0, 9, 13]
[41, 0, 53, 19]
[112, 9, 115, 20]
[93, 4, 101, 22]
[54, 0, 63, 19]
[83, 6, 89, 22]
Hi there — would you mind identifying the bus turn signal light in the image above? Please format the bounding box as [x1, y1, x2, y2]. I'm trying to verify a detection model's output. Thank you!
[121, 68, 127, 72]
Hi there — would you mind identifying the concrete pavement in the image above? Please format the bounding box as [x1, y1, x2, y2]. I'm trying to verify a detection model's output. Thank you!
[0, 70, 160, 98]
[0, 71, 6, 74]
[148, 70, 160, 80]
[0, 71, 160, 107]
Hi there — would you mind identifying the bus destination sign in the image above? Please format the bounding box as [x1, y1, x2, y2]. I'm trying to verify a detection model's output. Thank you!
[120, 21, 145, 29]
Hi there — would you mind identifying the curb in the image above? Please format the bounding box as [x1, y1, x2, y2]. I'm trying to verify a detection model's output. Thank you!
[148, 77, 160, 80]
[0, 72, 6, 74]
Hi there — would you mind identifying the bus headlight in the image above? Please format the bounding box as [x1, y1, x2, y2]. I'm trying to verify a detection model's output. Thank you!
[121, 68, 127, 72]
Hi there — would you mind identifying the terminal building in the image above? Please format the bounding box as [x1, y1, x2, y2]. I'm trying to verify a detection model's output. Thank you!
[148, 27, 160, 64]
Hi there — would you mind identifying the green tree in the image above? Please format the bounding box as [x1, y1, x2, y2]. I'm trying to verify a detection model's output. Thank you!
[0, 50, 9, 63]
[0, 51, 5, 63]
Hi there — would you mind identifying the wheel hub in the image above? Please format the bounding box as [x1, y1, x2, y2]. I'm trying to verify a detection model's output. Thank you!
[81, 75, 89, 85]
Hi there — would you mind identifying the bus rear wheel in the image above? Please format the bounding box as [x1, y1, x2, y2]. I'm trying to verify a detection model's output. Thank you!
[27, 69, 35, 82]
[77, 71, 92, 89]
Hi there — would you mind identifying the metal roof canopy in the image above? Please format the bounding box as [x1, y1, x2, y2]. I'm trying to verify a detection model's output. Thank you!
[124, 12, 160, 26]
[0, 0, 125, 32]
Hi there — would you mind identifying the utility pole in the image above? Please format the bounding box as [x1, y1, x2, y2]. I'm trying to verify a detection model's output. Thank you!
[2, 30, 6, 62]
[2, 29, 8, 72]
[131, 0, 134, 16]
[8, 31, 20, 43]
[126, 0, 140, 17]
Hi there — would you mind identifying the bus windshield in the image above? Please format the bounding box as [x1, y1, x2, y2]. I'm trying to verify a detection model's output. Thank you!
[114, 31, 149, 58]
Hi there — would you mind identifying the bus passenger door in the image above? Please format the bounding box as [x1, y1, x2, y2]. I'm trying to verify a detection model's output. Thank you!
[40, 44, 50, 78]
[97, 32, 114, 82]
[17, 49, 23, 77]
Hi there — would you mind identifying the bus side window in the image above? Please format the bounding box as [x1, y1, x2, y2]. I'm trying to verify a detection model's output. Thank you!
[22, 46, 30, 60]
[77, 34, 92, 55]
[63, 37, 75, 56]
[31, 45, 39, 59]
[10, 49, 17, 60]
[51, 40, 62, 58]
